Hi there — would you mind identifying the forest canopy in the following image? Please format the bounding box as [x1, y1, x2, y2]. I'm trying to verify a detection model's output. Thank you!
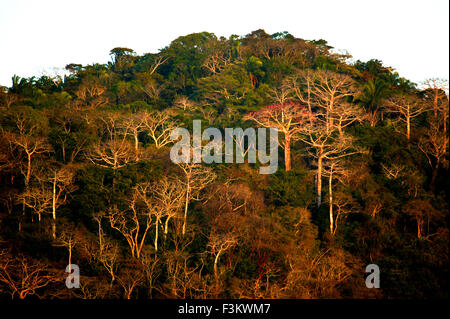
[0, 29, 448, 299]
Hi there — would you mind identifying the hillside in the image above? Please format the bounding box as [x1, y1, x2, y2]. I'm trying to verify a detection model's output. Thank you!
[0, 29, 448, 299]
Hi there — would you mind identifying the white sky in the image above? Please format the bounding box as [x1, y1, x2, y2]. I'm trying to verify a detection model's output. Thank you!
[0, 0, 448, 87]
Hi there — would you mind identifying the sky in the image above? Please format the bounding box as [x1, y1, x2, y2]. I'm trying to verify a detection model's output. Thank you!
[0, 0, 448, 87]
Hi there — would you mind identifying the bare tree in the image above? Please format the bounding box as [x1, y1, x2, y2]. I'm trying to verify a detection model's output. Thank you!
[0, 88, 19, 109]
[173, 96, 196, 111]
[422, 78, 448, 121]
[293, 70, 358, 132]
[322, 159, 359, 236]
[108, 188, 154, 259]
[92, 212, 119, 284]
[116, 262, 145, 299]
[245, 102, 309, 171]
[330, 102, 365, 137]
[1, 110, 51, 210]
[47, 166, 77, 238]
[202, 40, 231, 75]
[133, 183, 165, 253]
[207, 232, 237, 292]
[142, 110, 179, 149]
[54, 227, 79, 273]
[86, 114, 135, 171]
[418, 119, 449, 185]
[147, 55, 168, 75]
[176, 162, 215, 236]
[299, 117, 361, 207]
[119, 113, 146, 160]
[0, 250, 57, 299]
[139, 76, 165, 102]
[384, 94, 429, 140]
[152, 177, 185, 241]
[17, 183, 52, 223]
[266, 81, 294, 104]
[72, 81, 109, 109]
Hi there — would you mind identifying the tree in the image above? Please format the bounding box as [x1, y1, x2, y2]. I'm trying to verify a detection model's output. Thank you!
[133, 183, 165, 253]
[1, 107, 51, 194]
[0, 250, 57, 299]
[207, 232, 237, 292]
[422, 78, 448, 120]
[176, 161, 215, 236]
[116, 261, 145, 299]
[108, 200, 152, 259]
[152, 176, 185, 241]
[72, 80, 109, 109]
[54, 226, 80, 273]
[245, 102, 309, 171]
[357, 78, 390, 126]
[92, 212, 120, 284]
[298, 117, 361, 207]
[142, 110, 179, 149]
[86, 113, 135, 171]
[384, 94, 429, 140]
[120, 113, 146, 161]
[294, 70, 358, 132]
[330, 102, 365, 137]
[173, 95, 196, 111]
[418, 119, 449, 186]
[322, 158, 359, 236]
[402, 199, 443, 239]
[47, 166, 77, 238]
[17, 183, 52, 223]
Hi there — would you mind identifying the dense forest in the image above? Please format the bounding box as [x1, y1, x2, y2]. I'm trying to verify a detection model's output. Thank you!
[0, 29, 448, 299]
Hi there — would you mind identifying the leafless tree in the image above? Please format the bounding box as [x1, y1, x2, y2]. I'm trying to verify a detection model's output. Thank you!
[173, 95, 196, 111]
[418, 119, 449, 185]
[152, 177, 185, 241]
[245, 102, 309, 171]
[207, 232, 237, 292]
[108, 199, 153, 259]
[92, 212, 120, 284]
[176, 162, 215, 236]
[298, 118, 361, 207]
[422, 78, 448, 121]
[73, 81, 109, 109]
[17, 183, 52, 223]
[384, 94, 429, 140]
[86, 114, 135, 170]
[54, 227, 79, 273]
[119, 113, 146, 161]
[293, 70, 358, 132]
[142, 110, 179, 149]
[0, 250, 58, 299]
[116, 262, 145, 299]
[47, 166, 77, 238]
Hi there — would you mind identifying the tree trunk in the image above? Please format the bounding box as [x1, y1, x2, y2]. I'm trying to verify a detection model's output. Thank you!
[406, 116, 411, 141]
[284, 135, 291, 171]
[164, 216, 171, 241]
[182, 183, 190, 236]
[316, 155, 323, 207]
[134, 134, 139, 161]
[214, 252, 221, 291]
[329, 170, 334, 235]
[68, 244, 72, 273]
[154, 219, 159, 253]
[52, 174, 57, 239]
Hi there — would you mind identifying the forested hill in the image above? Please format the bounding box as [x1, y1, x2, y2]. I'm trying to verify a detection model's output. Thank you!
[0, 29, 448, 299]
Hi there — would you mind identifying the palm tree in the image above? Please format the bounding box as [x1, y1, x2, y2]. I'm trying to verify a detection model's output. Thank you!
[358, 78, 389, 126]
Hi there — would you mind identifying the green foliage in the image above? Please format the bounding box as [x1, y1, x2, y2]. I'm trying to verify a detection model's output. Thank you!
[0, 30, 447, 300]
